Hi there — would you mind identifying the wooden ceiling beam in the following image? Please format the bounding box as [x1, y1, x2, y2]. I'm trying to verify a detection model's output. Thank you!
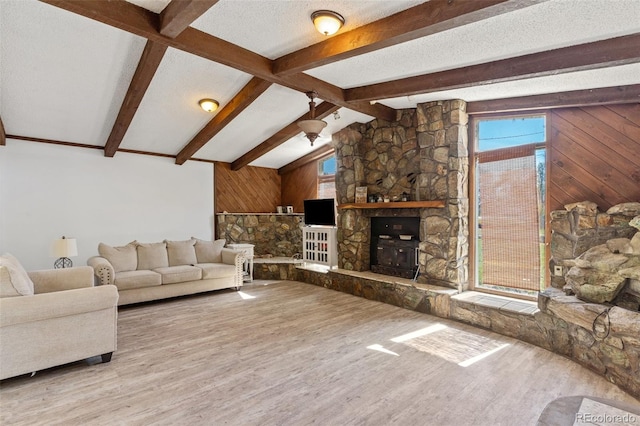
[467, 84, 640, 115]
[104, 40, 167, 157]
[0, 116, 6, 146]
[273, 0, 541, 76]
[40, 0, 395, 121]
[278, 144, 334, 176]
[345, 33, 640, 102]
[159, 0, 219, 38]
[175, 77, 272, 165]
[231, 102, 341, 171]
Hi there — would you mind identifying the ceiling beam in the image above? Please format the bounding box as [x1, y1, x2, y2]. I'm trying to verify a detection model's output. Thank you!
[159, 0, 219, 38]
[273, 0, 542, 76]
[104, 40, 168, 157]
[467, 84, 640, 115]
[40, 0, 396, 121]
[345, 33, 640, 102]
[0, 116, 6, 146]
[278, 144, 334, 176]
[231, 102, 341, 171]
[175, 77, 272, 165]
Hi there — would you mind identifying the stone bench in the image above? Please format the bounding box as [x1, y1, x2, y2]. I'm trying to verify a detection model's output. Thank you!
[253, 257, 304, 281]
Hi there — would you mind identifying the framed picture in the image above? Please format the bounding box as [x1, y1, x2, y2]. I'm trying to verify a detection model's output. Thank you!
[355, 186, 368, 203]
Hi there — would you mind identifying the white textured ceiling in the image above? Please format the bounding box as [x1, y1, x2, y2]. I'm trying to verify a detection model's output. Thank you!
[1, 0, 639, 170]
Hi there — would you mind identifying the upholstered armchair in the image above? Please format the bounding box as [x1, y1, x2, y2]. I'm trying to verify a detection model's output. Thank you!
[0, 254, 118, 380]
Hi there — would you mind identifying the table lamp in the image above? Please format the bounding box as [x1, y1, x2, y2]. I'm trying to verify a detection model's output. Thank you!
[52, 236, 78, 268]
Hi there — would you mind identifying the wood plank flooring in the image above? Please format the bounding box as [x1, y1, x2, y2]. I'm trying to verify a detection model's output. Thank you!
[1, 281, 638, 425]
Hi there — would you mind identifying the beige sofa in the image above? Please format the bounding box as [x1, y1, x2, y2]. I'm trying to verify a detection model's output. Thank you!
[0, 253, 118, 380]
[88, 238, 244, 306]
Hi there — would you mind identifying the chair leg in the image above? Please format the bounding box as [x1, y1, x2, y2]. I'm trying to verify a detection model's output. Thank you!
[101, 352, 113, 363]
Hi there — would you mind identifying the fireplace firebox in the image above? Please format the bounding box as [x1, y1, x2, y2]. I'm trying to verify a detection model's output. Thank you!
[370, 217, 420, 279]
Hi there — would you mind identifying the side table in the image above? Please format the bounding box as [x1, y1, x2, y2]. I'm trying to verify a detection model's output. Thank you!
[227, 243, 254, 283]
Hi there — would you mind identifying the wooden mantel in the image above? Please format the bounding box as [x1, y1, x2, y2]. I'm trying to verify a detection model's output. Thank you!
[338, 200, 445, 209]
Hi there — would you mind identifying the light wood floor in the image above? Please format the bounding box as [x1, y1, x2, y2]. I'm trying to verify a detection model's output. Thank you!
[1, 281, 638, 425]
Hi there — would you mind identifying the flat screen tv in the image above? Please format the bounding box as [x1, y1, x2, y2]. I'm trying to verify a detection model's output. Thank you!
[303, 198, 336, 226]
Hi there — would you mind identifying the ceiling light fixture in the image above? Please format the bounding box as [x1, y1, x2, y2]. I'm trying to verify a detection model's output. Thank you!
[311, 10, 344, 36]
[199, 98, 219, 112]
[297, 91, 327, 146]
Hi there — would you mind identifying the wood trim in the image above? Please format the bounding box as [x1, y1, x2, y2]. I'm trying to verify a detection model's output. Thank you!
[278, 144, 334, 175]
[345, 34, 640, 102]
[338, 201, 446, 209]
[175, 77, 272, 165]
[468, 84, 640, 115]
[0, 116, 6, 146]
[159, 0, 219, 38]
[273, 0, 540, 76]
[231, 102, 340, 171]
[5, 134, 215, 163]
[40, 0, 397, 121]
[104, 40, 167, 157]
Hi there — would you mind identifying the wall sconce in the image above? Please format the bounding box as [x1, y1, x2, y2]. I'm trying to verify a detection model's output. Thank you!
[199, 98, 219, 112]
[52, 236, 78, 268]
[311, 10, 344, 36]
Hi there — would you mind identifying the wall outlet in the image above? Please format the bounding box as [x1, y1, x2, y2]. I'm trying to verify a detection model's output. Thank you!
[553, 265, 563, 276]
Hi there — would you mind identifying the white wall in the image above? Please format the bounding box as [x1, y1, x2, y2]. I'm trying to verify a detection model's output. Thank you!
[0, 140, 214, 270]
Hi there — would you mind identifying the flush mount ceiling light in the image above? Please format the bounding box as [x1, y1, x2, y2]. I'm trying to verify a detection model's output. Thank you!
[297, 91, 327, 146]
[199, 98, 219, 112]
[311, 10, 344, 36]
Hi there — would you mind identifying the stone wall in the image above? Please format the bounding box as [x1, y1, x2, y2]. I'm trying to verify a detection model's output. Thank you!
[216, 213, 304, 257]
[333, 100, 469, 290]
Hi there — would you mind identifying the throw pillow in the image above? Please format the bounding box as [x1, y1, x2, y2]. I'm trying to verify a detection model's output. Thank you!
[98, 241, 138, 273]
[137, 242, 169, 270]
[165, 239, 198, 266]
[0, 253, 35, 296]
[193, 238, 225, 263]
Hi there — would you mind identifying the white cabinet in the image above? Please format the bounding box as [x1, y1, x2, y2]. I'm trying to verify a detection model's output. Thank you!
[227, 243, 254, 282]
[303, 226, 337, 269]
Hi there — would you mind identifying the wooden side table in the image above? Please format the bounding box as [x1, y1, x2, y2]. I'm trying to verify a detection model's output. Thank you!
[227, 243, 254, 283]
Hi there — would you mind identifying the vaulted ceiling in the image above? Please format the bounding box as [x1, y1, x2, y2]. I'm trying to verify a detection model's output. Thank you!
[1, 0, 639, 172]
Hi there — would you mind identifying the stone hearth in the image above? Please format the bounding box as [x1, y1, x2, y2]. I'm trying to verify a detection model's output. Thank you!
[333, 100, 469, 291]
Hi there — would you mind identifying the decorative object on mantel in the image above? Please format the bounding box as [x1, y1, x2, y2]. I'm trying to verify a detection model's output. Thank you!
[355, 186, 367, 203]
[311, 10, 344, 36]
[297, 91, 327, 146]
[52, 236, 78, 268]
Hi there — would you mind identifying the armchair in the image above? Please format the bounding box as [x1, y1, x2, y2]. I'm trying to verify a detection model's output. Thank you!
[0, 254, 118, 380]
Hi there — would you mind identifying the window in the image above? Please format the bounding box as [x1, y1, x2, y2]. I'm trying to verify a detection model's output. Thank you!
[473, 115, 547, 297]
[318, 154, 336, 199]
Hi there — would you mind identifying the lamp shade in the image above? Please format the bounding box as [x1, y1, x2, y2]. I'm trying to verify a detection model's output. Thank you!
[52, 237, 78, 258]
[311, 10, 344, 36]
[297, 119, 327, 135]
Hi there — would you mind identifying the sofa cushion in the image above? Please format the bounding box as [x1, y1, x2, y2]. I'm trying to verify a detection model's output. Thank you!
[0, 253, 35, 297]
[193, 238, 225, 263]
[166, 239, 197, 267]
[98, 241, 138, 273]
[153, 265, 202, 285]
[197, 263, 237, 279]
[114, 270, 162, 290]
[137, 242, 169, 270]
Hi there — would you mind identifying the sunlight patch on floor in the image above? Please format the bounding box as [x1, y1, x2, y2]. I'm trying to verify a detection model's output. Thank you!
[393, 324, 511, 366]
[366, 344, 399, 356]
[237, 291, 256, 300]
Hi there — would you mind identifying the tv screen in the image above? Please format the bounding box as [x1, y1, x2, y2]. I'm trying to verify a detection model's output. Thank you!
[303, 198, 336, 226]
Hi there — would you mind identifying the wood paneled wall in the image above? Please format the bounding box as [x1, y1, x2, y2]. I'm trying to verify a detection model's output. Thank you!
[281, 160, 317, 213]
[214, 162, 280, 213]
[549, 104, 640, 211]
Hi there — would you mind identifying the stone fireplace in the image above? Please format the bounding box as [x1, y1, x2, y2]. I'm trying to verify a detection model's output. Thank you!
[333, 100, 470, 291]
